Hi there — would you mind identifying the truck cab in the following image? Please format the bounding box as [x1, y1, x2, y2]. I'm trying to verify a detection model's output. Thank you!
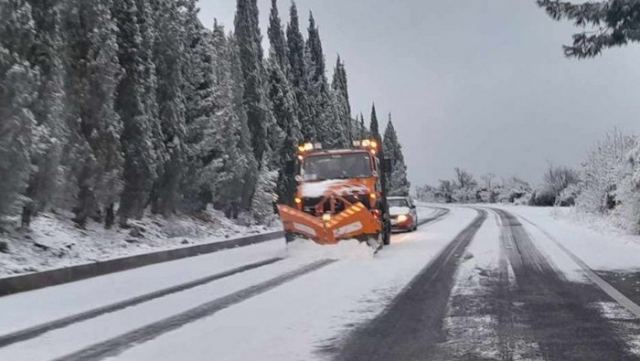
[278, 140, 391, 249]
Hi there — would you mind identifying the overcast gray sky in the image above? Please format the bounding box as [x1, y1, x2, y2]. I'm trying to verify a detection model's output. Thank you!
[199, 0, 640, 187]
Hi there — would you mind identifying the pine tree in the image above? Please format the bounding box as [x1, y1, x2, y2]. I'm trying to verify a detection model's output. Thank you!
[0, 0, 37, 222]
[21, 0, 68, 227]
[235, 0, 270, 165]
[113, 0, 158, 225]
[63, 0, 123, 227]
[151, 0, 187, 216]
[286, 2, 313, 140]
[384, 115, 410, 196]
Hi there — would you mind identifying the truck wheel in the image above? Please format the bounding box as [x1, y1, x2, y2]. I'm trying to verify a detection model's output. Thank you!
[285, 232, 296, 243]
[382, 223, 391, 245]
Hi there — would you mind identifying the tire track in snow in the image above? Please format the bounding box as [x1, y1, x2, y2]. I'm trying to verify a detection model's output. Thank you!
[51, 259, 335, 361]
[492, 208, 639, 361]
[333, 208, 487, 361]
[517, 214, 640, 319]
[0, 258, 284, 349]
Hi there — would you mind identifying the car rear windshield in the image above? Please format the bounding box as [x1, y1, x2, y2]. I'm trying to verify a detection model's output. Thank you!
[302, 153, 373, 181]
[388, 198, 409, 207]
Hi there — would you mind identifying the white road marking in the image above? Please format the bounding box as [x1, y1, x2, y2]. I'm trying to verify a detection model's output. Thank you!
[518, 215, 640, 319]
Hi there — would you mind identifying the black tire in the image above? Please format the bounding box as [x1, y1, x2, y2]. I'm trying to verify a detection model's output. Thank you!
[285, 232, 297, 244]
[382, 222, 391, 245]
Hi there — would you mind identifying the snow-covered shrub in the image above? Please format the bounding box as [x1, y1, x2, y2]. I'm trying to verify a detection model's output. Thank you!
[530, 188, 556, 206]
[497, 177, 532, 204]
[575, 131, 636, 214]
[556, 183, 580, 206]
[612, 144, 640, 233]
[542, 165, 579, 204]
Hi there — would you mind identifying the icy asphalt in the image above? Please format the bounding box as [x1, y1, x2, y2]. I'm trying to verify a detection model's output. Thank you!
[1, 206, 640, 360]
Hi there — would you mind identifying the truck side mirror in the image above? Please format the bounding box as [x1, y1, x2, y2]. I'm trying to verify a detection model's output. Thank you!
[383, 158, 392, 173]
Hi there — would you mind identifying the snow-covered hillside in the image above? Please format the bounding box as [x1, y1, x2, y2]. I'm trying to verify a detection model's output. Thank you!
[0, 210, 277, 278]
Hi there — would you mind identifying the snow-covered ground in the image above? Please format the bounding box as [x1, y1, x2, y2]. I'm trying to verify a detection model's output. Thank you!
[1, 205, 640, 361]
[0, 209, 278, 278]
[0, 206, 471, 361]
[494, 205, 640, 274]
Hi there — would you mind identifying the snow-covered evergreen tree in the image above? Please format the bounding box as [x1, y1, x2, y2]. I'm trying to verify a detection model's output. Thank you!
[305, 12, 346, 148]
[384, 116, 410, 196]
[151, 0, 187, 216]
[225, 31, 259, 211]
[235, 0, 270, 165]
[267, 1, 302, 204]
[268, 0, 288, 72]
[112, 0, 159, 225]
[19, 0, 67, 227]
[0, 0, 37, 222]
[63, 0, 123, 227]
[181, 7, 221, 212]
[286, 2, 313, 141]
[250, 156, 279, 224]
[332, 56, 353, 143]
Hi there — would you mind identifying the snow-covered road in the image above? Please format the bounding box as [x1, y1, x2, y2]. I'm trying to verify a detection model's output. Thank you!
[1, 205, 640, 361]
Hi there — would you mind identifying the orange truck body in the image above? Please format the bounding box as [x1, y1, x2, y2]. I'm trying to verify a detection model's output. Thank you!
[278, 145, 386, 245]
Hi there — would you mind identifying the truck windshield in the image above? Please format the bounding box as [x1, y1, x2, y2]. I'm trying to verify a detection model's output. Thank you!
[302, 153, 373, 181]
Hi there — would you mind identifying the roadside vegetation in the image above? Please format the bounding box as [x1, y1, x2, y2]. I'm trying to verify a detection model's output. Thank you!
[0, 0, 410, 233]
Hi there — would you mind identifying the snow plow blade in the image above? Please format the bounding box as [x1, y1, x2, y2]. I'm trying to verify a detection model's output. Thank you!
[278, 203, 381, 245]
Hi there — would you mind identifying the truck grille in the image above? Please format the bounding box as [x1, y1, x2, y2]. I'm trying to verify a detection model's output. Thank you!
[302, 194, 371, 215]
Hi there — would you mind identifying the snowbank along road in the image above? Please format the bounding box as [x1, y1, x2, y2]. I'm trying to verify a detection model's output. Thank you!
[1, 206, 640, 361]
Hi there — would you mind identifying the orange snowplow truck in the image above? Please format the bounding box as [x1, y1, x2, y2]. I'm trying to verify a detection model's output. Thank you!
[277, 140, 391, 250]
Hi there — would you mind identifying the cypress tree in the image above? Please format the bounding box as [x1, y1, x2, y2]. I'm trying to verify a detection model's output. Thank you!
[286, 1, 313, 140]
[384, 115, 410, 196]
[114, 0, 158, 225]
[370, 103, 380, 138]
[227, 32, 260, 210]
[235, 0, 269, 165]
[305, 12, 346, 148]
[151, 0, 187, 216]
[21, 0, 68, 227]
[211, 24, 245, 215]
[63, 0, 123, 227]
[332, 56, 353, 143]
[182, 5, 221, 212]
[268, 0, 288, 71]
[0, 0, 37, 222]
[266, 52, 302, 204]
